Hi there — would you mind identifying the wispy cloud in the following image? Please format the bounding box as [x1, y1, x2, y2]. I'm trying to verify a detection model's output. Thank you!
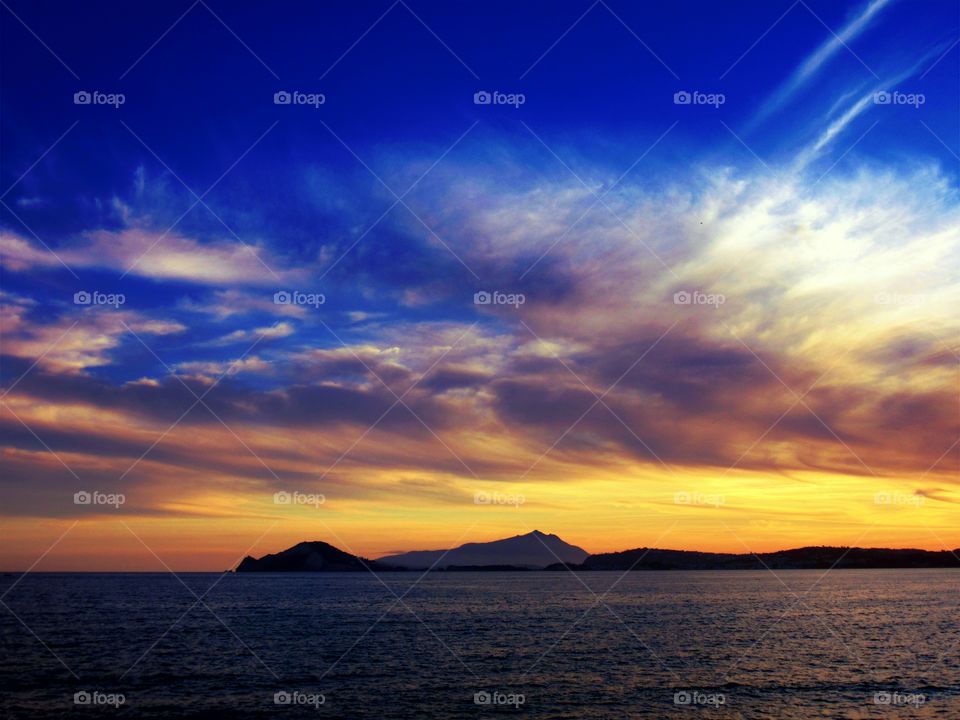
[1, 295, 185, 373]
[795, 44, 948, 165]
[748, 0, 894, 129]
[4, 155, 957, 505]
[1, 226, 301, 286]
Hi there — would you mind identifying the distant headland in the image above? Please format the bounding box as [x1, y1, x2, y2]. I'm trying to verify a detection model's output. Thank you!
[234, 531, 960, 572]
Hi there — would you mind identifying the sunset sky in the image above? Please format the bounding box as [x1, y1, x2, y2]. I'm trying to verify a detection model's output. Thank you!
[1, 0, 958, 570]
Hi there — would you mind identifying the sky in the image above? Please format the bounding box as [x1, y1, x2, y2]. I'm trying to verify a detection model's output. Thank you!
[1, 0, 958, 570]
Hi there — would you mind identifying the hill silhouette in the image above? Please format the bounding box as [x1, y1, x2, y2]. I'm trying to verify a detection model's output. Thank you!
[377, 530, 588, 569]
[236, 541, 393, 572]
[568, 545, 960, 571]
[235, 535, 960, 572]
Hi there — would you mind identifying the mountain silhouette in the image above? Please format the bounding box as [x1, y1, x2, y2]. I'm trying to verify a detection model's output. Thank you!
[570, 545, 960, 570]
[235, 535, 960, 572]
[235, 540, 391, 572]
[377, 530, 589, 569]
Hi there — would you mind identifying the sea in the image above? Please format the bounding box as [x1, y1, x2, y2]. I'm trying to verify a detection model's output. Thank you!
[2, 569, 958, 718]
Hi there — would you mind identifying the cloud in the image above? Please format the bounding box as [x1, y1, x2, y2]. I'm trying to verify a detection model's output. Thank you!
[1, 134, 958, 527]
[174, 356, 273, 379]
[795, 46, 947, 164]
[1, 226, 301, 286]
[0, 232, 62, 272]
[1, 294, 185, 373]
[206, 321, 296, 346]
[749, 0, 894, 127]
[178, 289, 310, 319]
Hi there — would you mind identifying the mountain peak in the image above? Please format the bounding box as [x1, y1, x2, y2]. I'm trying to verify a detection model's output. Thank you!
[236, 540, 386, 572]
[378, 531, 588, 569]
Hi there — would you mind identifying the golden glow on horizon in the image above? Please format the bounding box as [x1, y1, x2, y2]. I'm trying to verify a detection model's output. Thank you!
[1, 156, 957, 573]
[4, 463, 958, 571]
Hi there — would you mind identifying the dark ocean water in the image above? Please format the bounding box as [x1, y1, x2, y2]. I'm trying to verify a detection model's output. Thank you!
[1, 569, 958, 718]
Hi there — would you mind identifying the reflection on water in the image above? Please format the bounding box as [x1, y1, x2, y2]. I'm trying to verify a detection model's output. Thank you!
[2, 569, 958, 718]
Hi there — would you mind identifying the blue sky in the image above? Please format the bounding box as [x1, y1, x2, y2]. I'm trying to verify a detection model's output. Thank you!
[3, 0, 957, 381]
[1, 0, 959, 566]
